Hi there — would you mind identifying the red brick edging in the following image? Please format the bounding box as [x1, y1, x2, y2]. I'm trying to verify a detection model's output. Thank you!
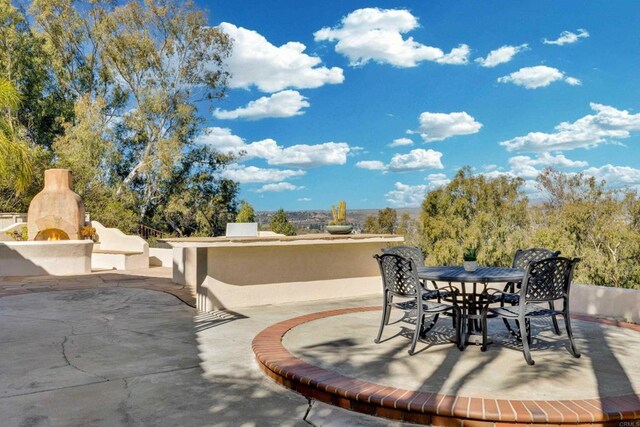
[252, 307, 640, 426]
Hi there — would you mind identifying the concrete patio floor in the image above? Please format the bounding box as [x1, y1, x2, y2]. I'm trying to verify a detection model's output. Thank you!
[0, 268, 638, 426]
[0, 268, 407, 427]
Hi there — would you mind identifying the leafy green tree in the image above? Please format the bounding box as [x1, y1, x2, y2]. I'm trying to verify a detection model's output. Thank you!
[236, 201, 256, 223]
[377, 207, 398, 234]
[26, 0, 237, 235]
[270, 209, 297, 236]
[420, 167, 529, 266]
[0, 77, 32, 193]
[396, 212, 420, 245]
[363, 208, 398, 234]
[533, 168, 640, 288]
[155, 148, 238, 236]
[0, 1, 70, 211]
[0, 1, 71, 149]
[362, 215, 379, 233]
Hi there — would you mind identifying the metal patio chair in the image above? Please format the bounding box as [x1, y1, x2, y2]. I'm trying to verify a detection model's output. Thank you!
[481, 257, 581, 365]
[373, 253, 463, 355]
[382, 246, 450, 300]
[498, 248, 562, 335]
[382, 245, 452, 332]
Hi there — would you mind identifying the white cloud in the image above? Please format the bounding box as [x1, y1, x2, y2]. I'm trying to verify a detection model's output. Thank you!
[195, 127, 245, 149]
[314, 8, 469, 67]
[389, 137, 413, 147]
[356, 149, 444, 173]
[436, 44, 471, 65]
[388, 149, 444, 171]
[197, 127, 354, 168]
[497, 65, 580, 89]
[426, 173, 451, 189]
[213, 90, 310, 120]
[219, 22, 344, 92]
[297, 197, 311, 202]
[385, 182, 428, 207]
[543, 29, 589, 46]
[508, 153, 588, 178]
[221, 164, 305, 183]
[254, 182, 304, 193]
[475, 44, 528, 67]
[267, 142, 352, 167]
[415, 111, 482, 142]
[356, 160, 386, 170]
[582, 165, 640, 190]
[565, 77, 582, 86]
[500, 103, 640, 152]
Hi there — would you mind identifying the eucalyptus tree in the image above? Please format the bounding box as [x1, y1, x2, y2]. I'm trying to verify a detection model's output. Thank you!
[30, 0, 238, 233]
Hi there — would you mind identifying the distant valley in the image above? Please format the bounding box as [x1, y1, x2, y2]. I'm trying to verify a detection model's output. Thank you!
[255, 208, 420, 233]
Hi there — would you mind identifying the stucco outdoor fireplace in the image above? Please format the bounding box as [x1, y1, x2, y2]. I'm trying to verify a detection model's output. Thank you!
[0, 169, 92, 276]
[27, 169, 85, 241]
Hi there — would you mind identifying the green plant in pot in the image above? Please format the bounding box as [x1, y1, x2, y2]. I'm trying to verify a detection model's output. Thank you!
[326, 201, 353, 234]
[463, 246, 479, 272]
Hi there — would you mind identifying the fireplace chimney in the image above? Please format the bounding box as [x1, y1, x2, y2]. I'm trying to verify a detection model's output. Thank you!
[27, 169, 85, 240]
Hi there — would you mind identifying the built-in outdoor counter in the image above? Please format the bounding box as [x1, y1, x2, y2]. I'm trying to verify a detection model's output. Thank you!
[162, 234, 403, 312]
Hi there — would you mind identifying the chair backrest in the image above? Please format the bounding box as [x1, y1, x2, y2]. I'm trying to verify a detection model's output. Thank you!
[374, 253, 420, 297]
[512, 248, 561, 269]
[521, 257, 580, 302]
[382, 245, 425, 268]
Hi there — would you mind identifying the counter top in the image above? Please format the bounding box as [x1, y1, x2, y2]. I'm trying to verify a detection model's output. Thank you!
[160, 233, 403, 248]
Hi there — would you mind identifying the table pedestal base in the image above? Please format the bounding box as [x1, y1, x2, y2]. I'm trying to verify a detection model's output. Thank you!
[467, 333, 491, 346]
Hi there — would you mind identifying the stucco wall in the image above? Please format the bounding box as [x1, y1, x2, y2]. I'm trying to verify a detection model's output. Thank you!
[0, 213, 27, 230]
[571, 284, 639, 324]
[91, 221, 149, 270]
[0, 240, 93, 276]
[149, 248, 172, 267]
[197, 241, 390, 310]
[170, 235, 402, 311]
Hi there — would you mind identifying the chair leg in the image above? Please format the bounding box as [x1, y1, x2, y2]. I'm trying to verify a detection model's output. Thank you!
[375, 293, 389, 344]
[480, 306, 489, 352]
[454, 307, 464, 351]
[564, 312, 581, 358]
[385, 295, 393, 325]
[420, 313, 439, 337]
[409, 301, 423, 355]
[520, 316, 535, 365]
[549, 301, 561, 335]
[502, 318, 519, 338]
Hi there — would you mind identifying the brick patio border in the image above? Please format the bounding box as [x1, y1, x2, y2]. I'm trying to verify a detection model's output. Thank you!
[252, 307, 640, 426]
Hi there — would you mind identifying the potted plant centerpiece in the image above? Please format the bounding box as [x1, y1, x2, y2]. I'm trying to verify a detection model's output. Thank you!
[326, 201, 353, 234]
[463, 247, 479, 272]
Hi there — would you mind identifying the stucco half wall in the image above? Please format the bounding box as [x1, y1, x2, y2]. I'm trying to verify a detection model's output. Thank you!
[0, 240, 93, 276]
[165, 234, 403, 311]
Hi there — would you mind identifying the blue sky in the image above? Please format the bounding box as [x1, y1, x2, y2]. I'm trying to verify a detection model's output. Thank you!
[194, 1, 640, 211]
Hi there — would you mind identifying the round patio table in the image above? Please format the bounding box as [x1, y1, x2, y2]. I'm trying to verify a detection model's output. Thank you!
[418, 266, 525, 345]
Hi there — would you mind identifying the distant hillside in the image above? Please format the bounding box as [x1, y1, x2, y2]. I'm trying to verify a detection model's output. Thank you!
[255, 208, 420, 233]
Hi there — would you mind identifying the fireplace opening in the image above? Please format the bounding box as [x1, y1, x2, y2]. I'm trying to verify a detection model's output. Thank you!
[35, 228, 70, 241]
